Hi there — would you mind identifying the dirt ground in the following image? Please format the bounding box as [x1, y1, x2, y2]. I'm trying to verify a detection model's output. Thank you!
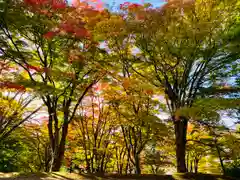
[0, 172, 237, 180]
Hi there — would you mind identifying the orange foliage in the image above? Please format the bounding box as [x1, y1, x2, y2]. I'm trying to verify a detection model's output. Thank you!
[136, 13, 145, 20]
[1, 82, 26, 91]
[74, 28, 91, 38]
[93, 82, 109, 92]
[145, 89, 154, 95]
[187, 123, 194, 132]
[26, 64, 43, 72]
[122, 79, 130, 89]
[72, 0, 104, 10]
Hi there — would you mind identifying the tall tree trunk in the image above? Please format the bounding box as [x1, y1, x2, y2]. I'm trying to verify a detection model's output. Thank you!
[125, 151, 130, 174]
[52, 122, 69, 171]
[174, 117, 188, 173]
[134, 154, 141, 175]
[190, 160, 193, 172]
[100, 152, 106, 173]
[194, 159, 199, 173]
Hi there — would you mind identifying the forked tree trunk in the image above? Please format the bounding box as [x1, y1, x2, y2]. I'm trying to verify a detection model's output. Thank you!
[52, 122, 69, 171]
[174, 117, 188, 173]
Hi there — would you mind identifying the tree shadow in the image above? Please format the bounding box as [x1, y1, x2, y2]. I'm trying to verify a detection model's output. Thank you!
[79, 173, 176, 179]
[0, 172, 49, 180]
[51, 172, 75, 180]
[174, 173, 237, 180]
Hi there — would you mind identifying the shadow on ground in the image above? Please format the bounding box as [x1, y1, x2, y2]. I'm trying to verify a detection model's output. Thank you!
[0, 172, 50, 180]
[77, 173, 238, 180]
[0, 172, 237, 180]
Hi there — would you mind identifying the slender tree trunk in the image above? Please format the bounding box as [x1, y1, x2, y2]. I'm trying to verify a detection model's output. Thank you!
[44, 144, 51, 172]
[100, 152, 106, 173]
[186, 152, 189, 172]
[90, 154, 94, 173]
[134, 154, 141, 174]
[125, 152, 130, 174]
[194, 159, 199, 173]
[190, 160, 193, 172]
[174, 117, 188, 173]
[216, 143, 225, 175]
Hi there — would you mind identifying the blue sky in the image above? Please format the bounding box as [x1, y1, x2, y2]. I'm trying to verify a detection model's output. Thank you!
[102, 0, 165, 7]
[67, 0, 166, 8]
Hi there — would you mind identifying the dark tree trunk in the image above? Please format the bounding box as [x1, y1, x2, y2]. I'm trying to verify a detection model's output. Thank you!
[100, 152, 106, 173]
[174, 117, 188, 173]
[216, 143, 226, 175]
[190, 161, 193, 172]
[134, 154, 141, 174]
[125, 152, 130, 174]
[52, 122, 69, 171]
[194, 159, 199, 173]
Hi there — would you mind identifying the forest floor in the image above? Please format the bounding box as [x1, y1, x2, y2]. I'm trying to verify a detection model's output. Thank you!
[0, 172, 237, 180]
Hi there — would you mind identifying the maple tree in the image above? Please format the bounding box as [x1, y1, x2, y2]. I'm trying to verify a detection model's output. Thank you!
[93, 0, 240, 173]
[100, 71, 167, 174]
[0, 0, 108, 171]
[0, 0, 239, 176]
[67, 90, 121, 173]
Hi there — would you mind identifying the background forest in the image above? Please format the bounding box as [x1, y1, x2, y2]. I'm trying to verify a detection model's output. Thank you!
[0, 0, 240, 179]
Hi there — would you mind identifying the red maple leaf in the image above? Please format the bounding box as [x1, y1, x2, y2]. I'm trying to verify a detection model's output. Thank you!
[128, 3, 142, 10]
[52, 0, 66, 9]
[74, 28, 90, 38]
[43, 31, 57, 39]
[60, 23, 75, 33]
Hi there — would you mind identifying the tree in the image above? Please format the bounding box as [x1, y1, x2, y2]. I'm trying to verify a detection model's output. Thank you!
[67, 90, 119, 173]
[0, 0, 107, 171]
[104, 77, 167, 174]
[144, 135, 174, 174]
[96, 0, 240, 172]
[186, 124, 211, 173]
[0, 91, 41, 142]
[21, 120, 51, 172]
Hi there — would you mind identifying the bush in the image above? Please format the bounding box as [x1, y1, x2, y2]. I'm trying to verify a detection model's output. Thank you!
[225, 160, 240, 178]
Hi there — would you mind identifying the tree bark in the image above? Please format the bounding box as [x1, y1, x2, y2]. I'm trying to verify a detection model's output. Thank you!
[174, 117, 188, 173]
[194, 159, 199, 173]
[52, 122, 69, 171]
[134, 154, 141, 174]
[215, 142, 226, 175]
